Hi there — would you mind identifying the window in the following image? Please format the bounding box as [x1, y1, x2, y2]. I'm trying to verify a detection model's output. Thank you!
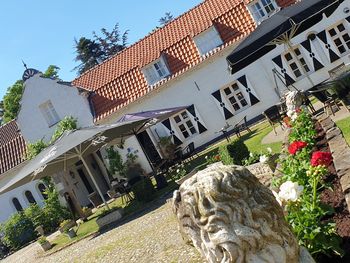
[248, 0, 277, 22]
[142, 57, 170, 86]
[25, 190, 37, 204]
[173, 111, 197, 139]
[39, 100, 60, 127]
[38, 183, 48, 199]
[223, 83, 248, 112]
[12, 198, 23, 212]
[284, 47, 310, 78]
[328, 22, 350, 54]
[194, 26, 223, 55]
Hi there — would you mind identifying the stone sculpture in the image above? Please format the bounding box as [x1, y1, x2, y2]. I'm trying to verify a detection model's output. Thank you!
[285, 91, 304, 118]
[172, 165, 314, 263]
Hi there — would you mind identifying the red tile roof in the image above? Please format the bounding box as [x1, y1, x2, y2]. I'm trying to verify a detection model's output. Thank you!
[0, 120, 26, 174]
[72, 0, 297, 121]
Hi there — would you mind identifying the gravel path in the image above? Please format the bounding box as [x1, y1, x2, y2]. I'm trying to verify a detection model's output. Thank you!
[2, 200, 202, 263]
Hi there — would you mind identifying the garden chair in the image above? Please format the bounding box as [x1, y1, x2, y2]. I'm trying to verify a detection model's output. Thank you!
[310, 89, 340, 116]
[231, 116, 252, 138]
[262, 105, 284, 135]
[181, 142, 198, 161]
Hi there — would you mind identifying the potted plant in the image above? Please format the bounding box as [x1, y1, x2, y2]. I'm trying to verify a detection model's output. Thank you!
[65, 228, 77, 239]
[34, 225, 44, 236]
[59, 219, 76, 233]
[158, 136, 177, 160]
[96, 207, 123, 229]
[37, 236, 51, 251]
[82, 207, 92, 218]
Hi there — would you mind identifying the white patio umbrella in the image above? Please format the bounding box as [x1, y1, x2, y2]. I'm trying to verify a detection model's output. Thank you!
[0, 119, 150, 208]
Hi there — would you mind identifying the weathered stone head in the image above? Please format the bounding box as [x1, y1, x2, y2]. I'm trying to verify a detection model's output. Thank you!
[286, 90, 303, 116]
[172, 165, 309, 263]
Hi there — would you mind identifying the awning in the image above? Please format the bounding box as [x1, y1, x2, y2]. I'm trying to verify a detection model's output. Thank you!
[117, 106, 188, 133]
[226, 0, 344, 74]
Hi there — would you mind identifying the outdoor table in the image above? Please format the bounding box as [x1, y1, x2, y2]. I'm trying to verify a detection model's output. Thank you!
[217, 123, 231, 142]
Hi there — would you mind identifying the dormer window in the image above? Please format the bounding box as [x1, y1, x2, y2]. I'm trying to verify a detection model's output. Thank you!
[248, 0, 277, 23]
[142, 56, 170, 86]
[194, 26, 223, 56]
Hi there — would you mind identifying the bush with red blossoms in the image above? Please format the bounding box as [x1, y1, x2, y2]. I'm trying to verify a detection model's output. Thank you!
[311, 151, 333, 167]
[288, 141, 308, 155]
[283, 116, 292, 128]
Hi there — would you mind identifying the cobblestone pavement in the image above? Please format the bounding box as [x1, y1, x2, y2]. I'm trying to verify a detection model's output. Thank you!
[2, 200, 202, 263]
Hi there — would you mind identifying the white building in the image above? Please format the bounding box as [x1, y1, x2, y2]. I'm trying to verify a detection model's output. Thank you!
[72, 0, 298, 170]
[0, 69, 109, 223]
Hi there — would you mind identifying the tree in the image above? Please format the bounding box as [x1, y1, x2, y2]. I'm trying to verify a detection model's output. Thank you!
[73, 37, 103, 75]
[74, 23, 128, 75]
[26, 139, 48, 160]
[42, 65, 60, 79]
[92, 23, 128, 61]
[0, 100, 4, 125]
[2, 80, 24, 123]
[159, 12, 174, 26]
[50, 116, 77, 143]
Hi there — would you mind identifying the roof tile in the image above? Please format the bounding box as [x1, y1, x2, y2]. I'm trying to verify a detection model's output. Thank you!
[73, 0, 297, 122]
[0, 121, 26, 174]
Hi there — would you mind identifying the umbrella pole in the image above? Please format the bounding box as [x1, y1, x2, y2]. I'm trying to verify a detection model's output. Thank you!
[79, 154, 110, 210]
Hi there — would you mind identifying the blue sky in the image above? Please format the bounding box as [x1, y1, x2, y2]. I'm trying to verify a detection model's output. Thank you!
[0, 0, 202, 99]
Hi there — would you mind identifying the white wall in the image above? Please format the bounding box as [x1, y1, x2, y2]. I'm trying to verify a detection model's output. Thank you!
[94, 0, 350, 173]
[0, 180, 45, 224]
[17, 74, 94, 143]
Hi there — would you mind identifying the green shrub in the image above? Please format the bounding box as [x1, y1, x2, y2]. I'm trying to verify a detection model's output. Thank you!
[218, 144, 233, 165]
[24, 204, 49, 231]
[37, 236, 48, 245]
[219, 139, 250, 165]
[1, 213, 36, 249]
[131, 177, 155, 203]
[42, 186, 71, 232]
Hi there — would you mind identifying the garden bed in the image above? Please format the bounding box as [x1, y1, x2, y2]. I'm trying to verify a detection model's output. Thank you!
[316, 117, 350, 262]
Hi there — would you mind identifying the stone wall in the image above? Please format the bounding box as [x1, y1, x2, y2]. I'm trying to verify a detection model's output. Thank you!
[319, 116, 350, 212]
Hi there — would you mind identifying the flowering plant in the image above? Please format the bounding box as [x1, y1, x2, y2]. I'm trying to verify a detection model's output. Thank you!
[283, 116, 292, 128]
[205, 154, 221, 165]
[168, 163, 187, 181]
[288, 141, 308, 155]
[277, 181, 303, 203]
[243, 147, 273, 166]
[311, 151, 332, 167]
[277, 107, 342, 256]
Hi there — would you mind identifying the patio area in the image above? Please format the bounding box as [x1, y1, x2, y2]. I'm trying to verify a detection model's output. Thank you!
[2, 99, 350, 262]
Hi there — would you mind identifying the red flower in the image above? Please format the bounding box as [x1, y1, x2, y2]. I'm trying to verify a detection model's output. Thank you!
[215, 155, 221, 161]
[295, 108, 302, 113]
[288, 141, 308, 155]
[311, 151, 332, 167]
[283, 116, 292, 128]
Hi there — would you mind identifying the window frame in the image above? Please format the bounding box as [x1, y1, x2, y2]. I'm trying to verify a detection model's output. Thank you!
[248, 0, 277, 23]
[283, 46, 311, 79]
[24, 190, 37, 205]
[222, 82, 249, 113]
[39, 100, 60, 127]
[142, 56, 170, 86]
[327, 21, 350, 55]
[193, 26, 223, 56]
[173, 111, 197, 140]
[12, 197, 23, 212]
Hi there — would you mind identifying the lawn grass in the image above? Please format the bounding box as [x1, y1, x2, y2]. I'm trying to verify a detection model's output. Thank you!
[336, 116, 350, 145]
[49, 120, 282, 252]
[184, 121, 283, 173]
